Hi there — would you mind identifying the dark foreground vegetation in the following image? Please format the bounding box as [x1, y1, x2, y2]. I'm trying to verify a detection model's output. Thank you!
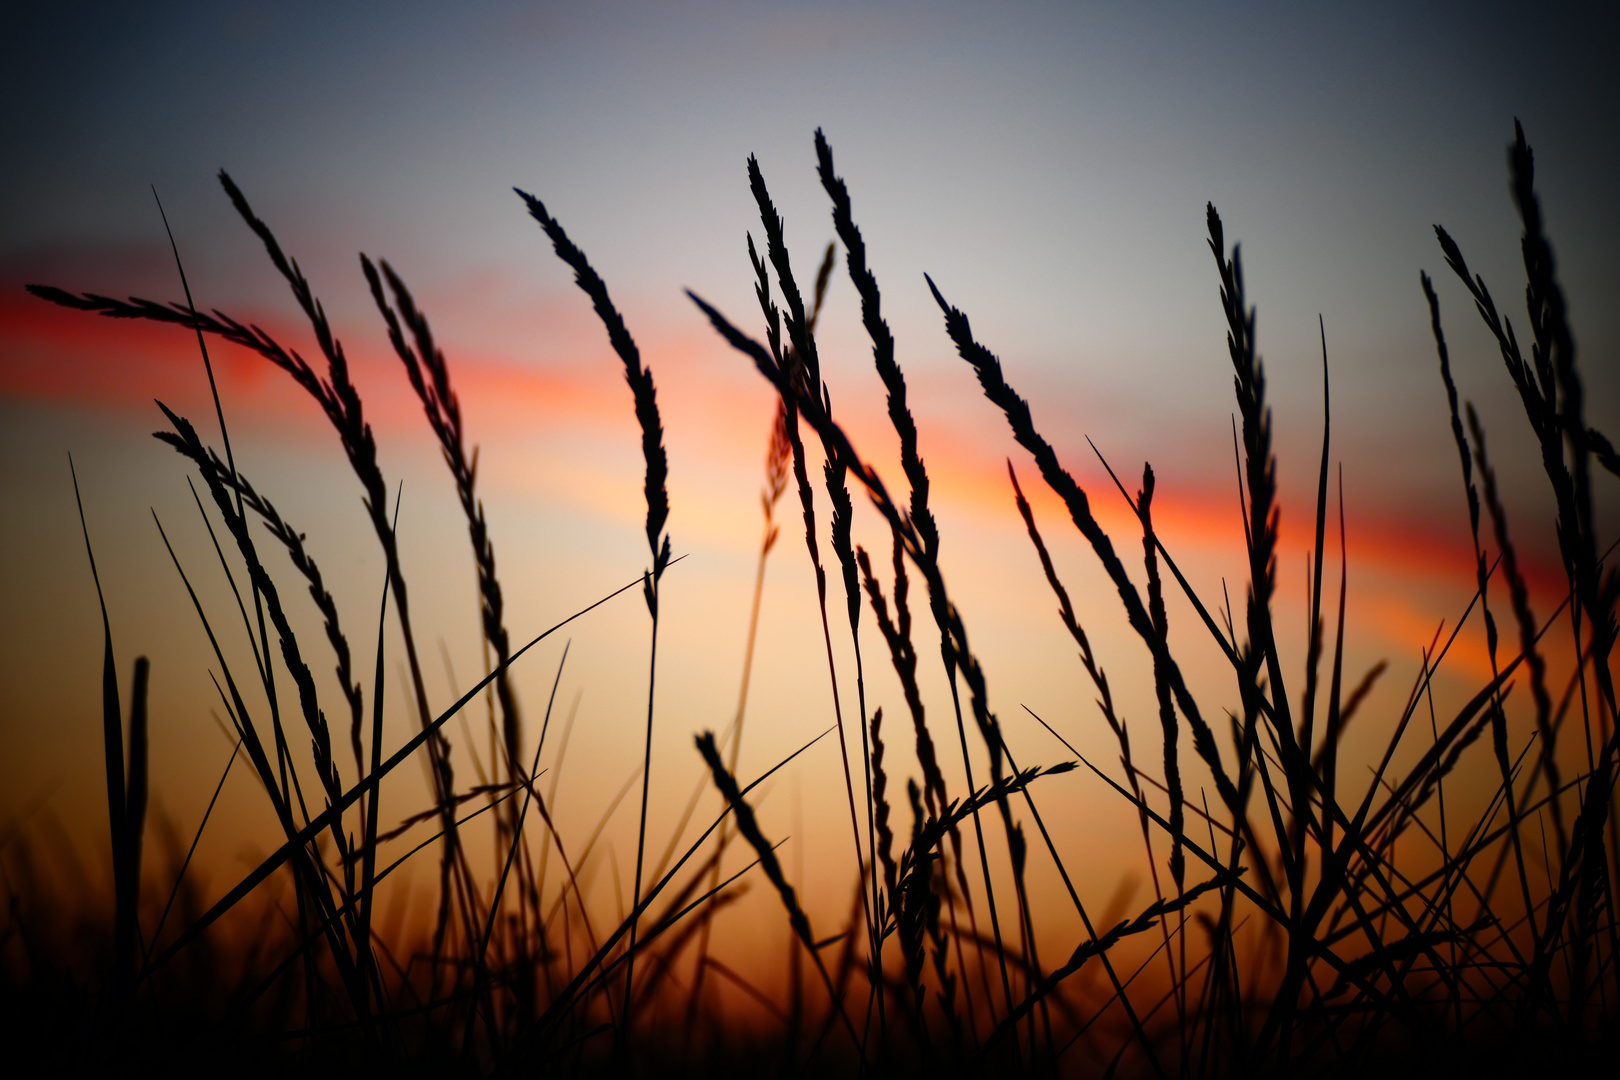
[6, 123, 1617, 1077]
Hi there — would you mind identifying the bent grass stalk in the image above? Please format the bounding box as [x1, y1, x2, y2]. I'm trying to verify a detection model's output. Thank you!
[744, 161, 877, 1010]
[516, 187, 671, 1050]
[814, 132, 1025, 1046]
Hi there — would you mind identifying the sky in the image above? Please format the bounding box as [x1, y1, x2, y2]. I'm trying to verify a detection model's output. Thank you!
[2, 0, 1617, 990]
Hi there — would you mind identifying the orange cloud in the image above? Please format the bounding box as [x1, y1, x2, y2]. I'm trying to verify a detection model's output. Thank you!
[6, 282, 1573, 696]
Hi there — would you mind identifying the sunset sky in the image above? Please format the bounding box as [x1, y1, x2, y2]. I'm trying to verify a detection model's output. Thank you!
[2, 1, 1617, 973]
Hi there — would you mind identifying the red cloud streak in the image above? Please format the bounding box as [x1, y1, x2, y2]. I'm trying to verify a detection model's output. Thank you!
[4, 291, 1569, 687]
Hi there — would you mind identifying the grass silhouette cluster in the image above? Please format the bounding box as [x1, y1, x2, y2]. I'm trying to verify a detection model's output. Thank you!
[5, 122, 1617, 1077]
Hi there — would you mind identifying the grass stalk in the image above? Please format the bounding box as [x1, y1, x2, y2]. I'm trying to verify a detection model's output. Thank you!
[743, 162, 875, 983]
[516, 188, 671, 1050]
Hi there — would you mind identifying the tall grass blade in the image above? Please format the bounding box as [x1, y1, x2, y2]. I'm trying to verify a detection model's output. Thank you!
[69, 459, 133, 1003]
[516, 187, 671, 1048]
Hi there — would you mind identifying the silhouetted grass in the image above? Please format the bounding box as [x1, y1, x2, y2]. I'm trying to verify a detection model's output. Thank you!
[8, 121, 1616, 1078]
